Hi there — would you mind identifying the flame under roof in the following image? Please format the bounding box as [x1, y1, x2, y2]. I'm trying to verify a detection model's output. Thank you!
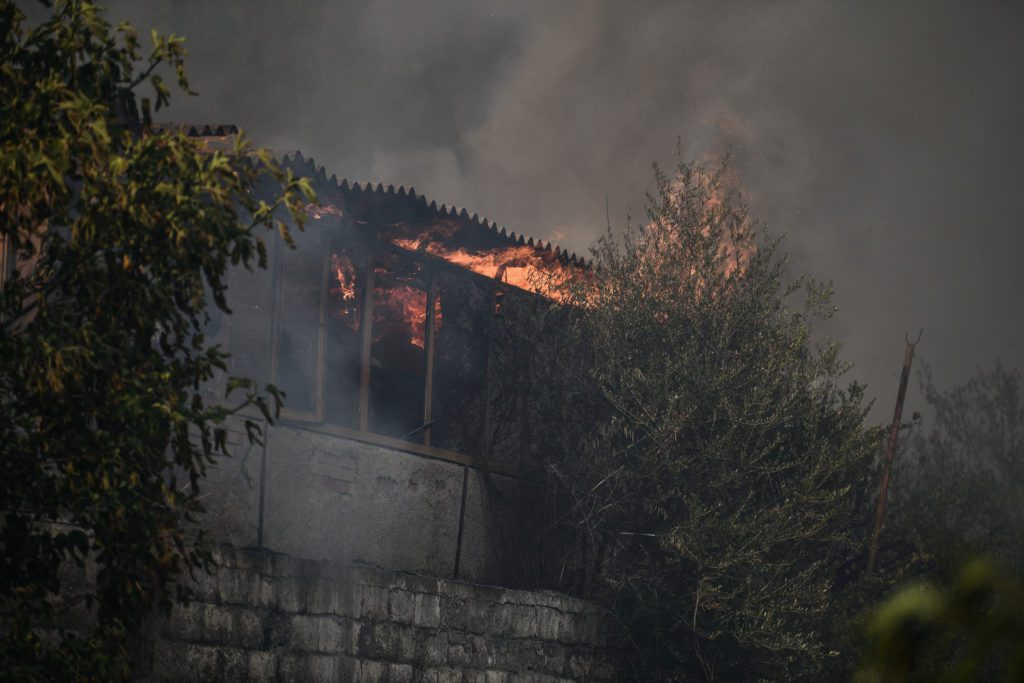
[158, 123, 586, 268]
[279, 151, 586, 267]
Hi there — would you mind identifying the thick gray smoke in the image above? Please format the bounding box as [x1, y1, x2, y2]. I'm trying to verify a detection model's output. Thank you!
[100, 0, 1024, 422]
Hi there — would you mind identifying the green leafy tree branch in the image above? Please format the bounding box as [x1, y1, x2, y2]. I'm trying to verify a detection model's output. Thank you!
[0, 1, 312, 679]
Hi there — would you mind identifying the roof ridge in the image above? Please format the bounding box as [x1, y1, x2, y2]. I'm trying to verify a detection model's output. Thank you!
[151, 122, 239, 136]
[276, 150, 588, 267]
[142, 136, 574, 262]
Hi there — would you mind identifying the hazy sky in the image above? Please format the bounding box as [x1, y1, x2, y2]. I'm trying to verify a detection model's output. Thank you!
[98, 0, 1024, 423]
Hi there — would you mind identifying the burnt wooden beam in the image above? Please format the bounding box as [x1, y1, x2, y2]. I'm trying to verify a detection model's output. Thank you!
[357, 255, 375, 431]
[479, 284, 501, 471]
[314, 238, 329, 422]
[422, 270, 438, 447]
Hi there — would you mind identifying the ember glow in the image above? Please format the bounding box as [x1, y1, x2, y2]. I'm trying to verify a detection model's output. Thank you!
[328, 224, 579, 356]
[660, 166, 754, 281]
[373, 283, 428, 349]
[331, 251, 440, 349]
[371, 281, 441, 350]
[697, 153, 754, 279]
[330, 253, 357, 303]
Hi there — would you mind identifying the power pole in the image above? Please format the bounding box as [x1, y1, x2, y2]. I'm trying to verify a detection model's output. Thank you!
[866, 331, 922, 576]
[0, 233, 14, 292]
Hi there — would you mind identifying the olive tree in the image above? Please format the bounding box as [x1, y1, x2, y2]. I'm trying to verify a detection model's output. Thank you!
[0, 2, 311, 679]
[523, 155, 878, 681]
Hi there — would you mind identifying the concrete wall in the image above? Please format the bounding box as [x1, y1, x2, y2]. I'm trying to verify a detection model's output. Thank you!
[138, 546, 617, 682]
[200, 418, 534, 586]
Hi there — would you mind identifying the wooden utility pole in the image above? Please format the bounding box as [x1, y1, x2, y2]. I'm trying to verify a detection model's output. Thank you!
[0, 234, 11, 292]
[866, 331, 922, 576]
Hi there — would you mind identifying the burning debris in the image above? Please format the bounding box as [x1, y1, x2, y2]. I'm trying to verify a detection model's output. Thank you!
[389, 238, 569, 298]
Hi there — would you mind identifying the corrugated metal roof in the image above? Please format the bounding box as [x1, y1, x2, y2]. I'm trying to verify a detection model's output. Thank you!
[151, 123, 586, 268]
[150, 123, 239, 137]
[278, 150, 587, 268]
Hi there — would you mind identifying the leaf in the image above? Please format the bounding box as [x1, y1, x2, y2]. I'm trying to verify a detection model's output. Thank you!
[0, 3, 309, 677]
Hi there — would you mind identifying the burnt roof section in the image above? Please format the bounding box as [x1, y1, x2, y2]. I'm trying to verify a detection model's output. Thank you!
[153, 123, 586, 267]
[278, 150, 588, 268]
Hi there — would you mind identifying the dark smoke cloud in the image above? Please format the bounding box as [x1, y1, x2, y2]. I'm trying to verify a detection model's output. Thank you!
[99, 0, 1024, 422]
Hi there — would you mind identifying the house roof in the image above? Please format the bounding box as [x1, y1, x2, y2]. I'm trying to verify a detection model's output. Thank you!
[156, 123, 587, 268]
[277, 150, 587, 267]
[151, 123, 239, 137]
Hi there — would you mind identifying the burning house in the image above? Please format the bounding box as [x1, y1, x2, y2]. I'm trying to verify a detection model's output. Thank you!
[192, 125, 589, 587]
[4, 122, 617, 680]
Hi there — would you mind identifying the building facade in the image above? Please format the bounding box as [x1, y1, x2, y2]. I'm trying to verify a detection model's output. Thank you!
[200, 139, 586, 587]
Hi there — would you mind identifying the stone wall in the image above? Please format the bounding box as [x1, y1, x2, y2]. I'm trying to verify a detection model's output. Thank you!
[138, 546, 618, 682]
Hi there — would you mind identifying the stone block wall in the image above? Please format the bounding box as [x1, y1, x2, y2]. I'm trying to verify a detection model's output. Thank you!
[137, 546, 618, 682]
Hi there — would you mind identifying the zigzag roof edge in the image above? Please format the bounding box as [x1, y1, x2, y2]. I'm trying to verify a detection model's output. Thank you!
[143, 136, 588, 267]
[151, 122, 239, 136]
[277, 150, 585, 267]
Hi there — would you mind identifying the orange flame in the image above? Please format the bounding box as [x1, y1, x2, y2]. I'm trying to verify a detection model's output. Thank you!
[330, 253, 357, 303]
[372, 282, 441, 350]
[327, 224, 581, 362]
[330, 251, 444, 351]
[390, 238, 572, 300]
[373, 284, 422, 345]
[656, 164, 753, 284]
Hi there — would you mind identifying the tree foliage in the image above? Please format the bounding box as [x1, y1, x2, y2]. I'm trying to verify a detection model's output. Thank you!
[891, 361, 1024, 574]
[524, 155, 878, 680]
[856, 558, 1024, 683]
[868, 361, 1024, 679]
[0, 1, 311, 679]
